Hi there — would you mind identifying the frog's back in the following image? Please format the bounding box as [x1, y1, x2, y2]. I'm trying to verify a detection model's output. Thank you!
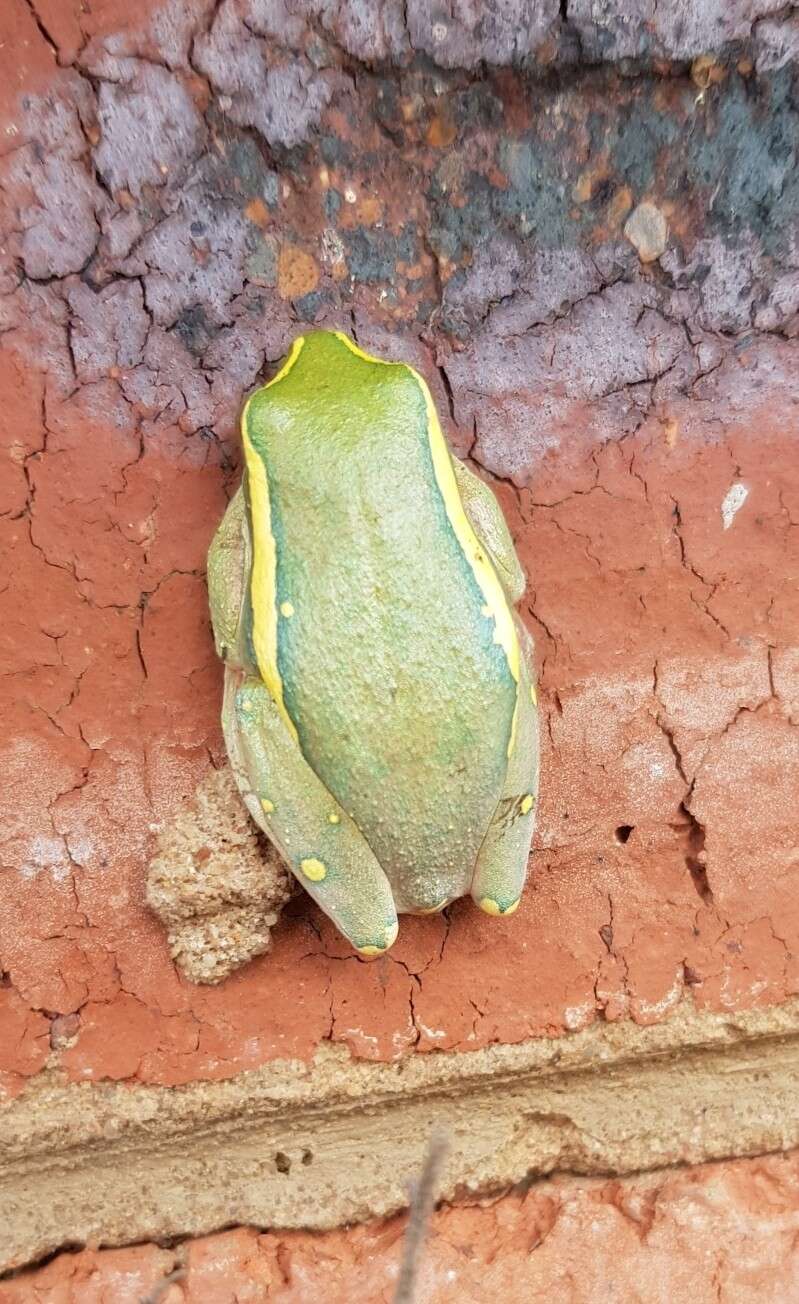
[243, 332, 518, 910]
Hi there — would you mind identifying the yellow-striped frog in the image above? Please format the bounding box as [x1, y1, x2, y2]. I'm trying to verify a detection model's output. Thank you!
[208, 331, 539, 956]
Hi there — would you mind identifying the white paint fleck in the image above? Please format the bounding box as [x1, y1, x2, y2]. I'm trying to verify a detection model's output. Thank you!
[432, 22, 448, 42]
[721, 482, 749, 530]
[634, 972, 684, 1021]
[416, 1019, 447, 1041]
[20, 833, 72, 881]
[564, 1001, 594, 1031]
[66, 835, 94, 866]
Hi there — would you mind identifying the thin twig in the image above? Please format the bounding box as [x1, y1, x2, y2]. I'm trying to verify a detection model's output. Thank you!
[394, 1129, 450, 1304]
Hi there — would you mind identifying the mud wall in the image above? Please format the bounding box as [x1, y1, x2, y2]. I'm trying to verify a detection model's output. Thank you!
[1, 0, 798, 1286]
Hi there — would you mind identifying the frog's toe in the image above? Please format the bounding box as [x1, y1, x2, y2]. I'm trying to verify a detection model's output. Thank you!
[301, 868, 400, 958]
[355, 920, 400, 959]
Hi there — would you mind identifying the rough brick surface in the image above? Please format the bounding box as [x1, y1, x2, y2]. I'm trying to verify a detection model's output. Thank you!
[1, 0, 798, 1105]
[4, 1149, 799, 1302]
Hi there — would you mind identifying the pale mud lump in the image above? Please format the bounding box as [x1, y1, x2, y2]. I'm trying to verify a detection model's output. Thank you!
[146, 767, 295, 983]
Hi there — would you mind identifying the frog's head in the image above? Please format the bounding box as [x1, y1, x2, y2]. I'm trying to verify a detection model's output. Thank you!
[245, 330, 416, 459]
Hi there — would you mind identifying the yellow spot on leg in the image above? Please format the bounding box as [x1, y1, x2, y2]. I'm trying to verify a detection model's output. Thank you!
[280, 601, 295, 618]
[327, 812, 341, 824]
[300, 857, 327, 882]
[261, 798, 275, 814]
[356, 921, 399, 956]
[479, 896, 520, 917]
[520, 794, 534, 815]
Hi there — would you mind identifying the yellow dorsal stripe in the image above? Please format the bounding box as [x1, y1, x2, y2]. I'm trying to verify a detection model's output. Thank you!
[418, 377, 520, 686]
[241, 336, 306, 742]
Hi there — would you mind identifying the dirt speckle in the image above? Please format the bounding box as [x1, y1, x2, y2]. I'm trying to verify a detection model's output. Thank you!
[277, 244, 320, 300]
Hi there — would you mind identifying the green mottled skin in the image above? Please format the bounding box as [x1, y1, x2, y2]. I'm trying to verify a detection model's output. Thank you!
[208, 331, 539, 955]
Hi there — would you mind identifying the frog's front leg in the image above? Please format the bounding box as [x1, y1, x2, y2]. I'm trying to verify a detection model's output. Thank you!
[224, 674, 399, 956]
[451, 456, 526, 604]
[208, 486, 251, 666]
[471, 620, 539, 918]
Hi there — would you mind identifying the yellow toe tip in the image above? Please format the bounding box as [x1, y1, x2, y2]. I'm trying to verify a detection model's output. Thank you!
[478, 896, 520, 917]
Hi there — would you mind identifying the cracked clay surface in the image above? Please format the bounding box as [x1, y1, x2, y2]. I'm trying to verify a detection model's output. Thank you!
[5, 1148, 799, 1301]
[1, 0, 798, 1096]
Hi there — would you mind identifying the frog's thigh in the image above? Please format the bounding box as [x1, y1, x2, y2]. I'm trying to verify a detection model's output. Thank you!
[451, 456, 526, 604]
[225, 676, 398, 956]
[471, 621, 539, 917]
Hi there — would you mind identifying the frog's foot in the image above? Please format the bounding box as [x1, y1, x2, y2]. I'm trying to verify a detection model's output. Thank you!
[471, 778, 537, 919]
[225, 674, 399, 957]
[451, 455, 526, 604]
[471, 619, 539, 920]
[470, 806, 531, 919]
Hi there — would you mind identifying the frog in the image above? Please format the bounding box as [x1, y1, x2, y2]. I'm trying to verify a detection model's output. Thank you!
[207, 330, 539, 957]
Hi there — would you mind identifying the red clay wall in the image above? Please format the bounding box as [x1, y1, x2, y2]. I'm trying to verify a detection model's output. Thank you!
[1, 0, 798, 1292]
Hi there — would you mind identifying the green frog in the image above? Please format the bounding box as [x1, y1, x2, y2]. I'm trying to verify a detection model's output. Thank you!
[208, 331, 538, 956]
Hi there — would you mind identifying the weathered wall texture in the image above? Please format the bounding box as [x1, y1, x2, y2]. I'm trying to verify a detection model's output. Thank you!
[5, 1003, 799, 1271]
[1, 0, 798, 1284]
[5, 1148, 799, 1302]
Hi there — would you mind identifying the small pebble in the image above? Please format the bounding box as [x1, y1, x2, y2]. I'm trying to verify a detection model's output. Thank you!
[624, 201, 668, 263]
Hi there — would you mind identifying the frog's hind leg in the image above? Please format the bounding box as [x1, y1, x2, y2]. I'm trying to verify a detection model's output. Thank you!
[471, 619, 539, 918]
[224, 674, 399, 956]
